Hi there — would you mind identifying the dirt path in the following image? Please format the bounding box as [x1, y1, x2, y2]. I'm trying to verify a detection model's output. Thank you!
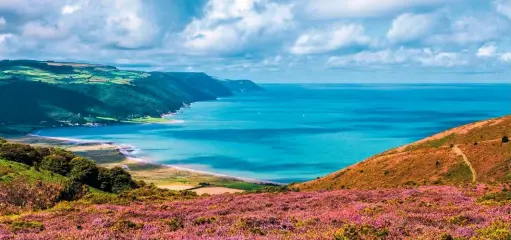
[453, 145, 477, 183]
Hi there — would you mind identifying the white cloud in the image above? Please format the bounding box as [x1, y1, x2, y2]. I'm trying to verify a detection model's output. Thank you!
[61, 5, 81, 15]
[0, 17, 6, 28]
[22, 22, 67, 39]
[428, 16, 505, 45]
[418, 50, 467, 67]
[501, 52, 511, 62]
[327, 48, 467, 67]
[494, 0, 511, 19]
[387, 12, 439, 43]
[181, 0, 293, 55]
[290, 24, 371, 55]
[15, 0, 158, 49]
[0, 33, 12, 43]
[476, 43, 497, 57]
[304, 0, 445, 18]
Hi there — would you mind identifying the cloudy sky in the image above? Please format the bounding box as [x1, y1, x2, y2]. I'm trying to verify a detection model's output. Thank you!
[0, 0, 510, 83]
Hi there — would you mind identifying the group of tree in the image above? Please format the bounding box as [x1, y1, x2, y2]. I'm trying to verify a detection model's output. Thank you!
[0, 138, 138, 196]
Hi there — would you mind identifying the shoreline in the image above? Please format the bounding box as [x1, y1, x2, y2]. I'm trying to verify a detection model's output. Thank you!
[12, 133, 280, 192]
[29, 133, 279, 185]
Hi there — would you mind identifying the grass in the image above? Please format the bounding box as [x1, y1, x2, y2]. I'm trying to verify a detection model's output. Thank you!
[0, 159, 67, 185]
[443, 157, 472, 183]
[123, 117, 170, 124]
[220, 182, 267, 191]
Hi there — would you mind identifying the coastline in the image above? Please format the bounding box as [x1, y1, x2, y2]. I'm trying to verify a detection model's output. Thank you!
[9, 133, 275, 193]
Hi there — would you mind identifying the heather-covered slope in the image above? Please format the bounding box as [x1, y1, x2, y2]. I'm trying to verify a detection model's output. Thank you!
[299, 115, 511, 191]
[1, 186, 510, 239]
[0, 60, 260, 133]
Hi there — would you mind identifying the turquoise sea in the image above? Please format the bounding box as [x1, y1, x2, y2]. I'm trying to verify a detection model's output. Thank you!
[37, 84, 511, 183]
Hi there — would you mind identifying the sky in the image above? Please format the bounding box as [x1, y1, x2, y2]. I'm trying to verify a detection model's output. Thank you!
[0, 0, 510, 83]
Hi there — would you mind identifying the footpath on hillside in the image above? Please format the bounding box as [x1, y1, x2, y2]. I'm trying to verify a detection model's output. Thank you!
[453, 145, 476, 183]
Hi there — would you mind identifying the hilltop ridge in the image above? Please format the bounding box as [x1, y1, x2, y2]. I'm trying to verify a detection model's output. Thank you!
[0, 60, 261, 133]
[298, 115, 511, 190]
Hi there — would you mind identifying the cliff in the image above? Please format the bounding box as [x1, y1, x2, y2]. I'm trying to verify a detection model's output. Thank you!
[0, 60, 261, 133]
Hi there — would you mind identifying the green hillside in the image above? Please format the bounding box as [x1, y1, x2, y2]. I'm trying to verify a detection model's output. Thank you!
[0, 60, 261, 133]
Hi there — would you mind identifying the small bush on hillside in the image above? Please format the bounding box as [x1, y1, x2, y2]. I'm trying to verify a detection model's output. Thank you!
[440, 233, 454, 240]
[110, 166, 135, 194]
[0, 138, 6, 145]
[69, 157, 99, 186]
[50, 148, 77, 161]
[163, 217, 185, 231]
[502, 136, 509, 143]
[34, 146, 52, 159]
[448, 215, 472, 226]
[10, 221, 45, 233]
[97, 167, 113, 192]
[0, 143, 41, 165]
[193, 216, 217, 225]
[112, 219, 144, 231]
[40, 154, 71, 176]
[59, 180, 88, 201]
[333, 224, 388, 240]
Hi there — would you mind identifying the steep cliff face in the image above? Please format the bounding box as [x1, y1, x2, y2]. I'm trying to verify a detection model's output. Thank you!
[298, 115, 511, 191]
[0, 60, 261, 133]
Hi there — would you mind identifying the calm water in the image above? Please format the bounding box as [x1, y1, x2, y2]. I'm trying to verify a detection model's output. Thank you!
[37, 84, 511, 183]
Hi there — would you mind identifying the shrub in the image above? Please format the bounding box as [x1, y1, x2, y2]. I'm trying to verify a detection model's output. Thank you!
[0, 143, 41, 165]
[440, 233, 454, 240]
[110, 166, 135, 194]
[10, 221, 45, 233]
[163, 217, 185, 231]
[34, 147, 52, 159]
[59, 180, 88, 201]
[448, 215, 472, 226]
[334, 224, 388, 240]
[113, 219, 144, 231]
[475, 221, 511, 240]
[49, 148, 77, 161]
[69, 157, 98, 186]
[478, 191, 511, 203]
[193, 216, 217, 225]
[40, 154, 71, 176]
[97, 167, 113, 192]
[0, 138, 6, 145]
[502, 136, 509, 143]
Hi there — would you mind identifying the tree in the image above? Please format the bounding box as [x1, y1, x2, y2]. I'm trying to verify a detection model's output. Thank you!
[110, 167, 134, 194]
[59, 180, 88, 201]
[0, 143, 41, 166]
[69, 157, 99, 186]
[97, 167, 112, 192]
[49, 148, 77, 161]
[502, 136, 509, 143]
[40, 154, 71, 176]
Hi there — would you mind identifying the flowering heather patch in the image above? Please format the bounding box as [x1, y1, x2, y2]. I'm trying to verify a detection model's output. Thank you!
[0, 186, 510, 239]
